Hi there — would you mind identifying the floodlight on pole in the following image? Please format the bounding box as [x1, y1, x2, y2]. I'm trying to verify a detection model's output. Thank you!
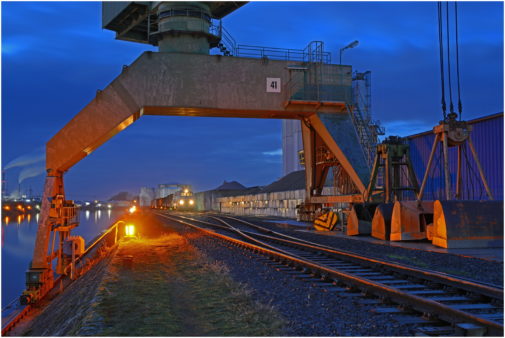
[339, 40, 359, 65]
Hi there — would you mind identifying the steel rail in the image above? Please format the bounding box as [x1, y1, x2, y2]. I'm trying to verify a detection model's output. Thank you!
[155, 212, 503, 336]
[179, 212, 503, 305]
[215, 214, 504, 299]
[185, 212, 503, 296]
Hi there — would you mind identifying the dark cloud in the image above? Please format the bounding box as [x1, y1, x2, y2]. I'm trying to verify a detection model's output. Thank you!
[2, 1, 503, 199]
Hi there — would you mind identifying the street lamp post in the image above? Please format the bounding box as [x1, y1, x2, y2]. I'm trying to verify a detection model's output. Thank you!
[339, 40, 359, 65]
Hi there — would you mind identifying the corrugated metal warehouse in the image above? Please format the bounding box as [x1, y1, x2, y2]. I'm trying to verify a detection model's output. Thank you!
[408, 112, 503, 201]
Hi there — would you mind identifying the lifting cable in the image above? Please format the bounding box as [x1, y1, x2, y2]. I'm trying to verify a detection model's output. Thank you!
[437, 2, 447, 120]
[437, 1, 464, 121]
[445, 3, 455, 117]
[454, 2, 463, 119]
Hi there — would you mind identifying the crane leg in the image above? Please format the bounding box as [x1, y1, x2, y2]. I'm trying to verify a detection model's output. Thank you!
[20, 171, 64, 305]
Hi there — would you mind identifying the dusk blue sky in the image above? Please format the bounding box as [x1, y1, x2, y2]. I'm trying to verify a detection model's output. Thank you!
[2, 1, 503, 200]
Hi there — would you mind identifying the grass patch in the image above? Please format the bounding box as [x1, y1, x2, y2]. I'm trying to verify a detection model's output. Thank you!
[94, 233, 285, 336]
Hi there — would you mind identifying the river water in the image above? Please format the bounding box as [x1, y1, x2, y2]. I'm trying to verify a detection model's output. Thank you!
[1, 209, 123, 308]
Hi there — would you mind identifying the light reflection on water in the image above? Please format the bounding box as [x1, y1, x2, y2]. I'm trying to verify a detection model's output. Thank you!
[1, 209, 123, 308]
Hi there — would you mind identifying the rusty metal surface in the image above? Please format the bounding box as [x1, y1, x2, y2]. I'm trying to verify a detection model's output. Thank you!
[308, 114, 367, 194]
[391, 201, 434, 241]
[315, 113, 370, 191]
[2, 303, 31, 336]
[346, 203, 377, 236]
[371, 203, 394, 240]
[309, 194, 363, 204]
[32, 174, 63, 269]
[432, 200, 504, 249]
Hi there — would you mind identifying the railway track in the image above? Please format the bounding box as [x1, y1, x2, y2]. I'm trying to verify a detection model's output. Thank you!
[155, 211, 504, 336]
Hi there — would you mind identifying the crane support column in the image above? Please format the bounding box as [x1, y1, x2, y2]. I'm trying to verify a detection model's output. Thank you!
[20, 171, 64, 304]
[32, 171, 64, 268]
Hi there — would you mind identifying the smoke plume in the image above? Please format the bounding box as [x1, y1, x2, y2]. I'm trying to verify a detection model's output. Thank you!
[18, 164, 46, 184]
[4, 148, 45, 170]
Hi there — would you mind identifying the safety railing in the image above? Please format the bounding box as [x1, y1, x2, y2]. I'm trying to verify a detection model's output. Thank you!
[234, 44, 331, 63]
[82, 220, 122, 257]
[158, 8, 212, 22]
[150, 11, 223, 43]
[62, 205, 79, 227]
[61, 219, 122, 278]
[220, 26, 237, 55]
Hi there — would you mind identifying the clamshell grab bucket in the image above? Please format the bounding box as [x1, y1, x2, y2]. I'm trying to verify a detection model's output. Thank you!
[391, 201, 434, 241]
[432, 200, 504, 249]
[346, 203, 378, 236]
[371, 203, 394, 240]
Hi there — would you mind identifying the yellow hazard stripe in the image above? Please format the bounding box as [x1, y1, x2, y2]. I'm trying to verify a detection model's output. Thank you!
[314, 212, 338, 231]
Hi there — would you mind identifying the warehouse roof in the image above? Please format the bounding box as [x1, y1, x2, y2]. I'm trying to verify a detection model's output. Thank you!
[214, 180, 247, 191]
[262, 170, 306, 193]
[407, 112, 503, 139]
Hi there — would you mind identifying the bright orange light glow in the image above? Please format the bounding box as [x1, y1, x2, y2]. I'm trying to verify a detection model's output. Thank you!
[17, 205, 23, 210]
[189, 199, 194, 205]
[125, 224, 136, 237]
[3, 205, 10, 211]
[4, 216, 10, 224]
[179, 200, 185, 205]
[17, 215, 23, 224]
[129, 205, 137, 214]
[27, 206, 32, 210]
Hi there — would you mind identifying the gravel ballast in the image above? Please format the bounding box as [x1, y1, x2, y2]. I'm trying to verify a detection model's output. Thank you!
[158, 214, 426, 336]
[224, 215, 504, 286]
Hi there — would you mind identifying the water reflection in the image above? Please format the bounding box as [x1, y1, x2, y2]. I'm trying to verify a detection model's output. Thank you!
[2, 209, 123, 308]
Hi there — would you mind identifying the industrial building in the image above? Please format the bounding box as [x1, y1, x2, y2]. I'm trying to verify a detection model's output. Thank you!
[196, 112, 503, 219]
[139, 183, 192, 207]
[408, 112, 503, 201]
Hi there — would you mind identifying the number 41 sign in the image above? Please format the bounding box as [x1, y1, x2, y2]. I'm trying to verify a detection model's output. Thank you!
[266, 77, 281, 93]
